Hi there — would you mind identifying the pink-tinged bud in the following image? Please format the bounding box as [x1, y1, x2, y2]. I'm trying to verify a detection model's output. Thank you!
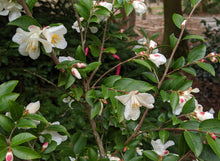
[123, 147, 127, 152]
[6, 150, 13, 161]
[41, 142, 49, 152]
[112, 54, 120, 60]
[149, 40, 157, 49]
[25, 101, 40, 114]
[181, 20, 187, 28]
[200, 59, 206, 62]
[138, 51, 146, 55]
[179, 97, 185, 103]
[211, 133, 216, 140]
[116, 65, 121, 75]
[85, 47, 89, 56]
[208, 52, 218, 63]
[120, 29, 125, 33]
[75, 63, 86, 68]
[164, 150, 169, 155]
[71, 67, 82, 79]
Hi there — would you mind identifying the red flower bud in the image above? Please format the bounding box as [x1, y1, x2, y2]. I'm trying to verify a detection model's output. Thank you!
[211, 133, 216, 140]
[6, 150, 13, 161]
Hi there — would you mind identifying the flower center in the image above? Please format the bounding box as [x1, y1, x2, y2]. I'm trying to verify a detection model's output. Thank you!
[26, 41, 38, 53]
[51, 34, 61, 45]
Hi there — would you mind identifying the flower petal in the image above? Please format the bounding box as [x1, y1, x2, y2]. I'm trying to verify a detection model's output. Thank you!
[136, 93, 155, 109]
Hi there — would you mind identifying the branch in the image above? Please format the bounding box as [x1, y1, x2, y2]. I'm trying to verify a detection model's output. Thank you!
[18, 0, 33, 17]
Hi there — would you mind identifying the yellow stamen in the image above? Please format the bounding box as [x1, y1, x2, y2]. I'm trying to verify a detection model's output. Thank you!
[51, 34, 61, 45]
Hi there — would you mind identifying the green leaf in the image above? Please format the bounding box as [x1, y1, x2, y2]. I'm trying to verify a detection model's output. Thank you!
[159, 130, 169, 144]
[184, 131, 203, 157]
[65, 72, 76, 89]
[0, 135, 7, 147]
[11, 133, 37, 146]
[0, 147, 7, 161]
[129, 156, 143, 161]
[182, 67, 196, 76]
[199, 119, 220, 133]
[117, 102, 125, 122]
[103, 75, 121, 88]
[196, 62, 215, 76]
[75, 45, 86, 62]
[91, 101, 101, 119]
[78, 0, 93, 10]
[72, 87, 84, 101]
[88, 148, 98, 161]
[73, 134, 87, 154]
[142, 72, 158, 83]
[172, 13, 185, 29]
[0, 114, 14, 132]
[17, 118, 37, 128]
[114, 78, 153, 92]
[94, 6, 111, 16]
[170, 92, 179, 111]
[190, 0, 200, 6]
[163, 154, 179, 161]
[46, 124, 70, 137]
[187, 45, 206, 63]
[0, 93, 19, 111]
[160, 90, 170, 102]
[89, 45, 100, 57]
[103, 47, 117, 54]
[84, 62, 101, 73]
[0, 80, 18, 96]
[8, 15, 41, 30]
[179, 80, 193, 91]
[206, 134, 220, 159]
[199, 144, 220, 161]
[86, 89, 96, 106]
[124, 1, 134, 16]
[143, 150, 159, 161]
[172, 115, 182, 125]
[12, 146, 41, 160]
[173, 56, 185, 69]
[182, 35, 205, 42]
[131, 59, 152, 71]
[25, 0, 37, 12]
[150, 33, 160, 40]
[180, 120, 200, 129]
[101, 85, 109, 99]
[8, 100, 24, 121]
[23, 113, 48, 124]
[182, 97, 195, 114]
[75, 3, 90, 19]
[140, 27, 147, 38]
[169, 33, 178, 50]
[43, 141, 57, 154]
[58, 72, 66, 87]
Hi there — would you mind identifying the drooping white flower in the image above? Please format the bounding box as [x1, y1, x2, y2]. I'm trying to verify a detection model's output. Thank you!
[72, 17, 84, 33]
[42, 25, 67, 49]
[151, 139, 175, 156]
[25, 101, 40, 114]
[0, 0, 23, 22]
[39, 121, 68, 145]
[115, 90, 155, 120]
[148, 53, 167, 67]
[12, 25, 52, 59]
[194, 104, 214, 121]
[132, 0, 147, 15]
[136, 147, 143, 155]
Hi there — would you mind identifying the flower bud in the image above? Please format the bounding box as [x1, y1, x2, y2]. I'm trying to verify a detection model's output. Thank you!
[6, 150, 13, 161]
[149, 40, 157, 49]
[74, 63, 86, 68]
[211, 133, 216, 140]
[120, 29, 125, 33]
[181, 20, 187, 28]
[85, 47, 89, 56]
[208, 52, 218, 63]
[25, 101, 40, 114]
[41, 142, 49, 152]
[71, 67, 82, 79]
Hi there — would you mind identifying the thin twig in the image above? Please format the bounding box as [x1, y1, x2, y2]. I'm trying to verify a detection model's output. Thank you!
[18, 0, 33, 17]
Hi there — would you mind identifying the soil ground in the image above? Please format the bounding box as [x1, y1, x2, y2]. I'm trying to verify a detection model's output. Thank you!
[134, 2, 220, 114]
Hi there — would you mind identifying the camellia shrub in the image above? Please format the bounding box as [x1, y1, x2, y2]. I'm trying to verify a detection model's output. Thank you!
[0, 0, 220, 160]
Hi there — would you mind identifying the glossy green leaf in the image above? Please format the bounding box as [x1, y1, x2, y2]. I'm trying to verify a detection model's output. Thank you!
[103, 47, 117, 54]
[8, 100, 24, 121]
[23, 113, 48, 124]
[0, 135, 7, 147]
[143, 150, 159, 161]
[12, 146, 41, 159]
[0, 114, 14, 132]
[169, 33, 178, 50]
[182, 97, 195, 114]
[199, 119, 220, 133]
[163, 154, 179, 161]
[184, 131, 203, 157]
[44, 141, 57, 154]
[89, 45, 100, 57]
[46, 124, 70, 137]
[86, 89, 96, 106]
[0, 93, 19, 111]
[117, 102, 125, 122]
[72, 87, 84, 101]
[58, 72, 66, 87]
[91, 101, 101, 119]
[207, 134, 220, 159]
[140, 27, 147, 38]
[101, 85, 109, 99]
[78, 0, 93, 10]
[8, 15, 41, 30]
[159, 130, 169, 144]
[150, 33, 160, 40]
[187, 45, 206, 63]
[196, 62, 215, 76]
[142, 72, 158, 83]
[173, 56, 185, 69]
[131, 59, 152, 71]
[182, 67, 196, 76]
[25, 0, 37, 12]
[172, 13, 185, 29]
[65, 72, 76, 89]
[172, 115, 182, 125]
[160, 90, 170, 102]
[75, 45, 86, 62]
[73, 134, 87, 154]
[179, 80, 193, 91]
[180, 120, 200, 130]
[124, 1, 134, 16]
[190, 0, 200, 6]
[182, 34, 205, 42]
[0, 80, 18, 96]
[94, 6, 111, 16]
[17, 118, 37, 128]
[75, 3, 90, 19]
[11, 133, 36, 146]
[0, 147, 7, 161]
[170, 92, 179, 111]
[199, 144, 220, 161]
[103, 75, 121, 87]
[88, 148, 98, 161]
[84, 62, 101, 73]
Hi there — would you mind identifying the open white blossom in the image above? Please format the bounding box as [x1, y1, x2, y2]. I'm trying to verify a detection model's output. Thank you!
[42, 25, 67, 49]
[0, 0, 23, 21]
[72, 17, 84, 33]
[194, 104, 214, 121]
[25, 101, 40, 114]
[151, 139, 175, 156]
[115, 90, 155, 120]
[12, 25, 52, 59]
[148, 53, 167, 67]
[136, 147, 143, 155]
[149, 40, 157, 49]
[39, 121, 67, 145]
[132, 0, 147, 15]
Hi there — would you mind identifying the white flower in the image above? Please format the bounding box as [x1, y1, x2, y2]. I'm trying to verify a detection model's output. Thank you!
[115, 90, 155, 120]
[194, 104, 214, 121]
[107, 154, 121, 161]
[181, 20, 187, 28]
[151, 139, 175, 156]
[69, 157, 76, 161]
[0, 0, 23, 22]
[72, 17, 84, 33]
[63, 96, 74, 109]
[99, 1, 113, 11]
[39, 121, 68, 145]
[148, 53, 167, 67]
[42, 25, 67, 49]
[12, 25, 52, 59]
[25, 101, 40, 114]
[132, 0, 147, 15]
[136, 147, 143, 155]
[71, 67, 82, 79]
[89, 26, 98, 33]
[58, 56, 75, 62]
[149, 40, 157, 49]
[133, 37, 148, 52]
